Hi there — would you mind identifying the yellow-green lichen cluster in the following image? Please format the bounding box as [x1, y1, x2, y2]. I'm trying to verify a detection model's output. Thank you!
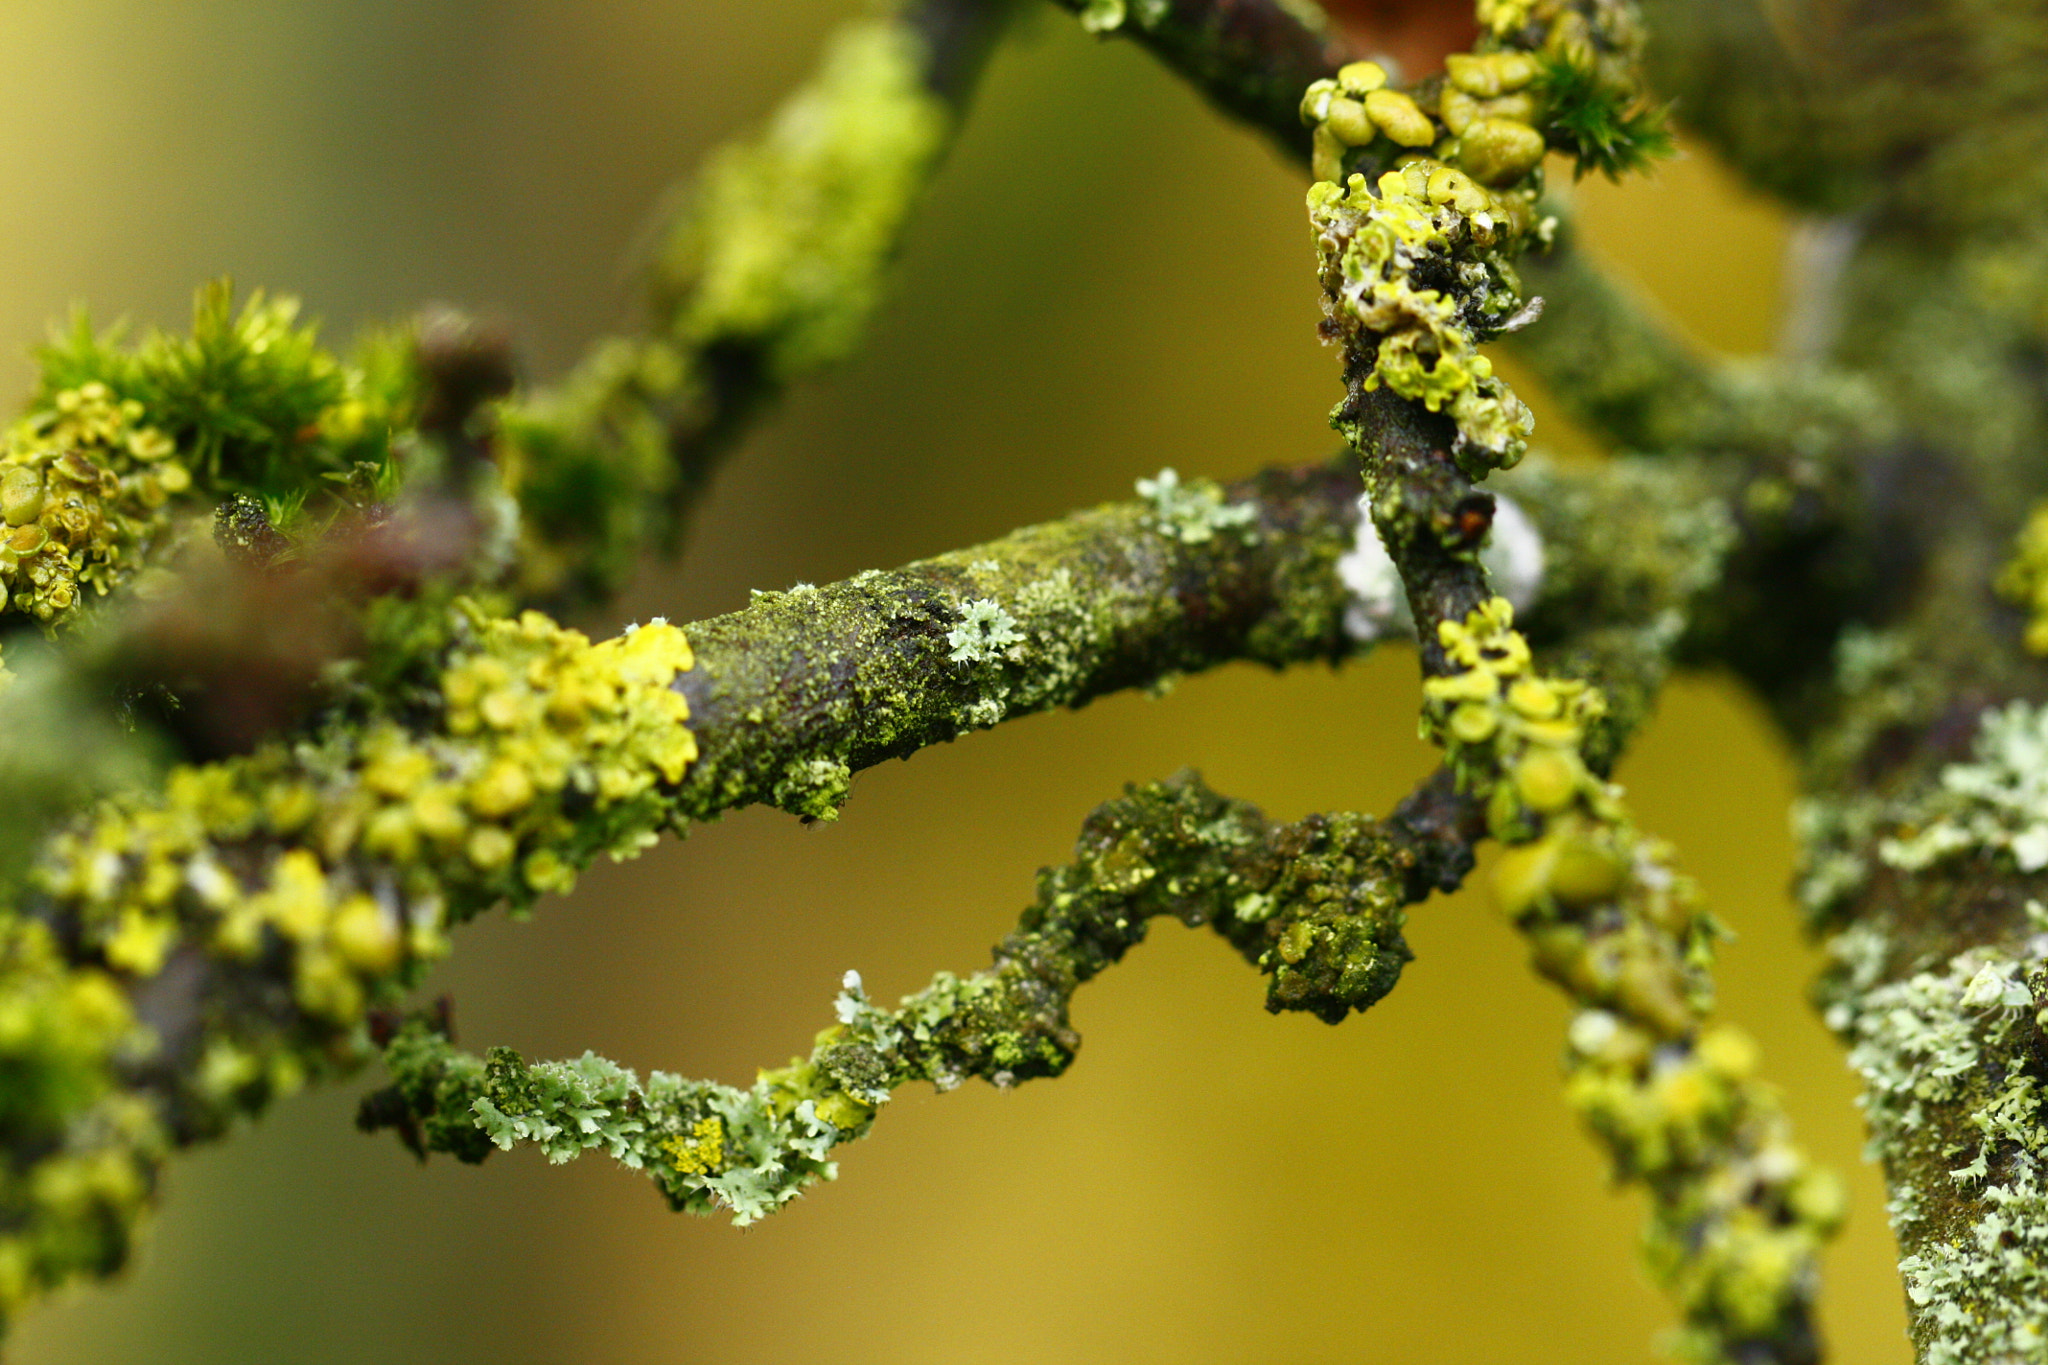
[0, 601, 699, 1315]
[0, 914, 162, 1322]
[38, 605, 699, 1024]
[1307, 153, 1537, 475]
[0, 383, 188, 626]
[1304, 3, 1669, 476]
[1997, 500, 2048, 654]
[1422, 598, 1839, 1362]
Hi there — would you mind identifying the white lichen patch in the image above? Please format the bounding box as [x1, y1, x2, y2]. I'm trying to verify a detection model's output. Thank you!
[1135, 468, 1258, 546]
[1880, 701, 2048, 873]
[1335, 492, 1544, 645]
[946, 598, 1022, 664]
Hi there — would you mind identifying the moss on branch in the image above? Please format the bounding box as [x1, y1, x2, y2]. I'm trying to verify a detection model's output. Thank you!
[503, 1, 1011, 606]
[363, 770, 1439, 1221]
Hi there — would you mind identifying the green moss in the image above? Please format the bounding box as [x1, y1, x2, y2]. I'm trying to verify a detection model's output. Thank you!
[364, 773, 1425, 1215]
[502, 18, 956, 605]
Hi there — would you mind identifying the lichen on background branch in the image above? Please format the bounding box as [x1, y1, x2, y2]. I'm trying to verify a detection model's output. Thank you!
[362, 769, 1451, 1222]
[502, 0, 1012, 607]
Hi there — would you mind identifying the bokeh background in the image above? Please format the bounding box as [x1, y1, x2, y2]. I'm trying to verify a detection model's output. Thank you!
[8, 2, 1911, 1361]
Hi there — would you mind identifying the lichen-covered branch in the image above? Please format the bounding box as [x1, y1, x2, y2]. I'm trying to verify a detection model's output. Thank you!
[1424, 598, 1841, 1364]
[502, 0, 1013, 606]
[361, 770, 1452, 1222]
[1044, 0, 1362, 154]
[1509, 221, 1890, 463]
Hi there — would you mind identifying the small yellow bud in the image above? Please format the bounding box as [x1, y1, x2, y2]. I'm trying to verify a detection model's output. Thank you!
[1324, 96, 1376, 147]
[1459, 117, 1547, 186]
[468, 758, 535, 818]
[1492, 838, 1560, 919]
[1448, 700, 1498, 744]
[1548, 834, 1628, 908]
[1512, 746, 1582, 813]
[1335, 61, 1387, 97]
[467, 825, 517, 870]
[1364, 89, 1437, 148]
[0, 468, 44, 527]
[330, 894, 402, 975]
[1425, 165, 1489, 214]
[1445, 51, 1538, 98]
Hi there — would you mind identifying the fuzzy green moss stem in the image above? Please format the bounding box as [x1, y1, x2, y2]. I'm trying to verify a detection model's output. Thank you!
[362, 770, 1449, 1221]
[501, 0, 1014, 606]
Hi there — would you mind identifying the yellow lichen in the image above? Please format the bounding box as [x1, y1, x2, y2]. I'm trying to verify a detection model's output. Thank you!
[0, 383, 189, 627]
[36, 603, 699, 1035]
[660, 1116, 727, 1176]
[1419, 598, 1838, 1359]
[1996, 500, 2048, 653]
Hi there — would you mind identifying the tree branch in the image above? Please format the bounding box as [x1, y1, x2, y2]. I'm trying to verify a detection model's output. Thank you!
[362, 768, 1461, 1220]
[502, 0, 1015, 606]
[1042, 0, 1362, 155]
[1509, 218, 1891, 464]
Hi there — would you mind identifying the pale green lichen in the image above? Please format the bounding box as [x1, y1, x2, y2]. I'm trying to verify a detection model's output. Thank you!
[1829, 935, 2048, 1365]
[1135, 468, 1258, 545]
[946, 598, 1023, 663]
[1878, 701, 2048, 873]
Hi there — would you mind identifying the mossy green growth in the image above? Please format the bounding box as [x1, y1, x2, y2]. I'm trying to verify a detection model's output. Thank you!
[364, 774, 1422, 1219]
[503, 19, 953, 604]
[0, 283, 422, 628]
[660, 22, 946, 379]
[35, 282, 413, 498]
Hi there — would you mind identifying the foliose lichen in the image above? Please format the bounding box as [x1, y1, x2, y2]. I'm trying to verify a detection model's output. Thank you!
[1878, 700, 2048, 874]
[1303, 3, 1670, 478]
[1824, 927, 2048, 1365]
[1135, 468, 1259, 545]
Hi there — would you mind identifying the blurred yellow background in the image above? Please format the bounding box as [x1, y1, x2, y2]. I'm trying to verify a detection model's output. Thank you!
[10, 2, 1908, 1361]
